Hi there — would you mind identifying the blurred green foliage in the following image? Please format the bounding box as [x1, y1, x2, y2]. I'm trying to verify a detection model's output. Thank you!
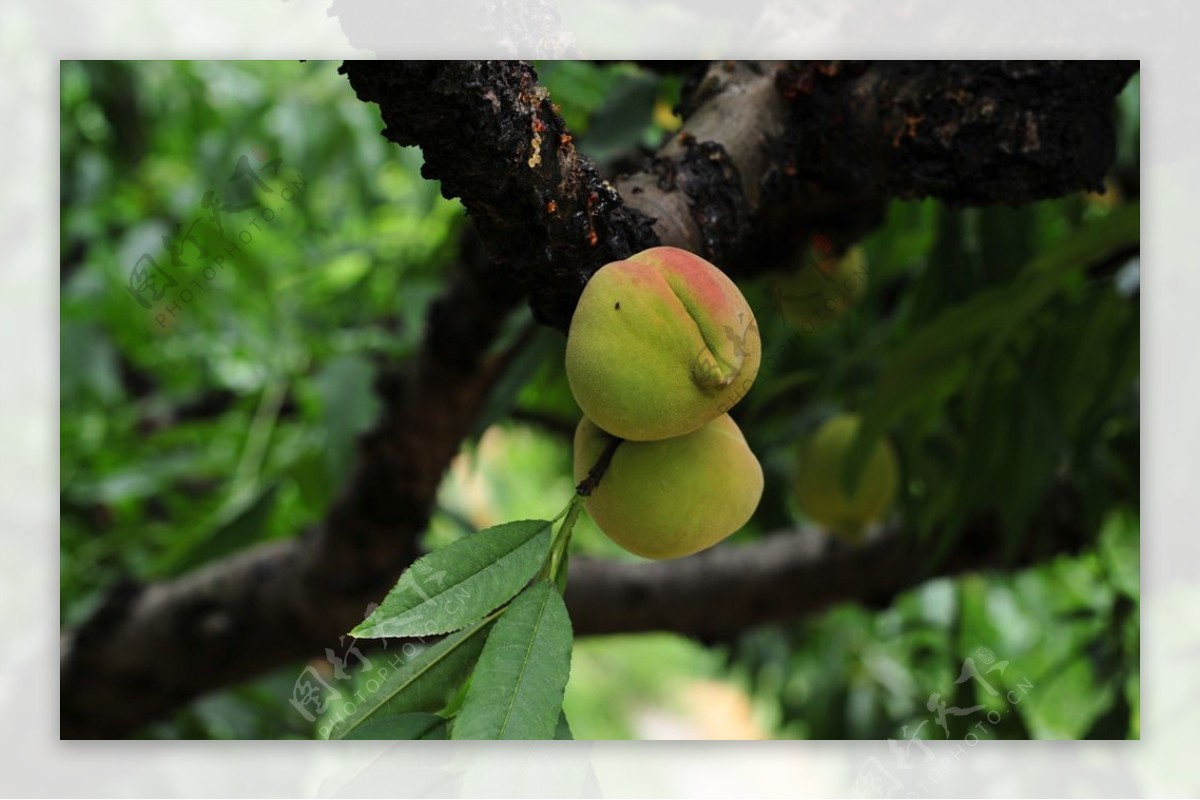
[61, 61, 1139, 740]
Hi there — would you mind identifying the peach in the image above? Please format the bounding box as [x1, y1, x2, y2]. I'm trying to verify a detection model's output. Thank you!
[793, 413, 899, 541]
[565, 247, 760, 442]
[573, 413, 763, 560]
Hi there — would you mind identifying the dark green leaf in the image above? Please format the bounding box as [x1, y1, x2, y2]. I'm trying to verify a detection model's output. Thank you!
[352, 519, 553, 639]
[155, 483, 281, 576]
[1019, 656, 1114, 739]
[470, 326, 562, 441]
[452, 581, 573, 740]
[979, 204, 1037, 284]
[844, 203, 1139, 492]
[61, 321, 124, 406]
[326, 617, 492, 740]
[580, 71, 660, 162]
[342, 712, 447, 740]
[554, 711, 574, 740]
[1098, 508, 1140, 601]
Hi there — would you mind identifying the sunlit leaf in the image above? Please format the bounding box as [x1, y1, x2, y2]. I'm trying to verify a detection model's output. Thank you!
[351, 520, 553, 639]
[326, 617, 492, 740]
[452, 581, 573, 740]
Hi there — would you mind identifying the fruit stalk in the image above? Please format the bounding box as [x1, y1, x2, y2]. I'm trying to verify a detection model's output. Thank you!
[575, 436, 623, 497]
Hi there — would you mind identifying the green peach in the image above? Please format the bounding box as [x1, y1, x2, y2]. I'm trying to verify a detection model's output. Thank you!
[574, 413, 763, 560]
[565, 246, 760, 442]
[793, 413, 899, 542]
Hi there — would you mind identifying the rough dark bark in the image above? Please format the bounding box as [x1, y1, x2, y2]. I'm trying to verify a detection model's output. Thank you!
[340, 60, 660, 332]
[774, 60, 1137, 206]
[344, 60, 1136, 330]
[61, 60, 1136, 738]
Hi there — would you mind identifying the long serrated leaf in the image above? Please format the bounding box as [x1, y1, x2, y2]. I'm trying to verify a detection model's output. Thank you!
[470, 326, 561, 442]
[326, 618, 492, 740]
[452, 581, 573, 740]
[352, 520, 553, 638]
[343, 712, 447, 740]
[843, 203, 1139, 492]
[156, 483, 281, 577]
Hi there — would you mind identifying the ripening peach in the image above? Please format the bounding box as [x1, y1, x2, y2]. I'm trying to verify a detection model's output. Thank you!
[565, 247, 760, 442]
[574, 413, 763, 560]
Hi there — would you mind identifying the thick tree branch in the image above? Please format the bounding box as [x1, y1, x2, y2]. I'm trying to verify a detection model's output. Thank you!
[623, 60, 1137, 279]
[339, 60, 661, 332]
[342, 60, 1135, 330]
[771, 61, 1138, 207]
[565, 483, 1090, 638]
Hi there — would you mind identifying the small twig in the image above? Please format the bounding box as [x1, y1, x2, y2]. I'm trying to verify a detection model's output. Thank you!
[575, 435, 622, 496]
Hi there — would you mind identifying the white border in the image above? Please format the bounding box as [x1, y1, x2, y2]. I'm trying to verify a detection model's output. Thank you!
[9, 1, 1193, 796]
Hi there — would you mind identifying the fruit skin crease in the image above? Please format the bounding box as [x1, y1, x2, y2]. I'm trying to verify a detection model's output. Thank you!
[573, 414, 764, 560]
[565, 246, 761, 442]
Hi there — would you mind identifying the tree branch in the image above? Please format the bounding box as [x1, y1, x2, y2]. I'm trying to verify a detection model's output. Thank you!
[565, 483, 1091, 639]
[342, 60, 1135, 330]
[622, 59, 1138, 280]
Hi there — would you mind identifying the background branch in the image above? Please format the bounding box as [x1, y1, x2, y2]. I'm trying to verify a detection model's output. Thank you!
[566, 483, 1089, 639]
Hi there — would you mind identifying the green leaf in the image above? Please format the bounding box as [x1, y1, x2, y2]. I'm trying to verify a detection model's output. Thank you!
[314, 354, 381, 481]
[1019, 655, 1114, 739]
[1098, 507, 1140, 601]
[61, 321, 123, 406]
[470, 326, 562, 442]
[554, 711, 574, 740]
[326, 618, 492, 740]
[554, 547, 571, 596]
[342, 712, 447, 740]
[352, 519, 554, 639]
[155, 483, 281, 577]
[580, 70, 660, 162]
[452, 581, 573, 740]
[843, 203, 1139, 492]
